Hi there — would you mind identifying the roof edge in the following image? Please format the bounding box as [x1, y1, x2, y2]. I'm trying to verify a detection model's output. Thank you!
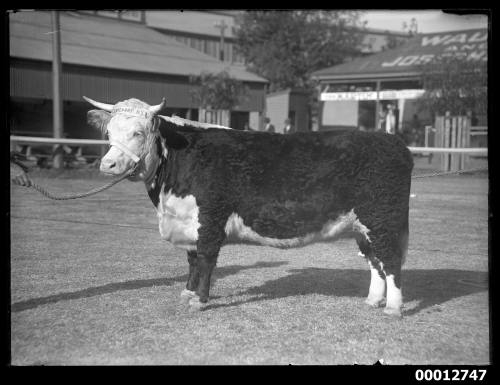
[313, 72, 421, 81]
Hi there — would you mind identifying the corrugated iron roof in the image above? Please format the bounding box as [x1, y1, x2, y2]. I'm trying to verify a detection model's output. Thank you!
[9, 11, 267, 83]
[312, 28, 487, 80]
[145, 10, 239, 39]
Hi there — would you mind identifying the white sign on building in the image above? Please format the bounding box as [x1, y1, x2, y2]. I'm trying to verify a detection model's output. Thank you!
[320, 89, 425, 102]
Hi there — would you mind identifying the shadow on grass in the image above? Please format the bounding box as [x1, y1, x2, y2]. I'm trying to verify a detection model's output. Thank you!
[11, 261, 287, 313]
[203, 268, 488, 316]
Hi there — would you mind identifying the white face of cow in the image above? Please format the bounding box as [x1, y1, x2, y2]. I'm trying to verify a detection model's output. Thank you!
[100, 114, 150, 175]
[84, 97, 166, 181]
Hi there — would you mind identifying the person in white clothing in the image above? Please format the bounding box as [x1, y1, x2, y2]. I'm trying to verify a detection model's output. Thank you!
[385, 104, 396, 134]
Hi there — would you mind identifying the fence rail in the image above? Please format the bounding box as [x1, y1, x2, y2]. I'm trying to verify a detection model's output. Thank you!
[408, 147, 487, 155]
[10, 136, 109, 146]
[11, 136, 487, 156]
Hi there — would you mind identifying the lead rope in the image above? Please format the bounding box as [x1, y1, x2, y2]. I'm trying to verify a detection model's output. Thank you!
[17, 116, 140, 200]
[17, 117, 161, 200]
[25, 165, 138, 200]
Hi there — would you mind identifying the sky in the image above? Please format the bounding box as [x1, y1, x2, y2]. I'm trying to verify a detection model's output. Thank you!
[360, 10, 488, 33]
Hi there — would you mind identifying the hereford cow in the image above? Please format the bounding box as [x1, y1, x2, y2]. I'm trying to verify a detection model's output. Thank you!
[84, 96, 413, 317]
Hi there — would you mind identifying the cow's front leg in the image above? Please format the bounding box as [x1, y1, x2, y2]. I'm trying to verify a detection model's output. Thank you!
[180, 250, 199, 304]
[188, 251, 218, 311]
[188, 216, 226, 311]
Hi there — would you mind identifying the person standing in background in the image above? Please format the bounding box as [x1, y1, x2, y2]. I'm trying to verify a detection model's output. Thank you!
[283, 118, 293, 134]
[378, 107, 387, 132]
[385, 104, 396, 134]
[264, 117, 275, 133]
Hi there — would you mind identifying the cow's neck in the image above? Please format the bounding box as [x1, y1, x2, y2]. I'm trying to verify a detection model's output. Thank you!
[146, 138, 182, 208]
[142, 158, 158, 187]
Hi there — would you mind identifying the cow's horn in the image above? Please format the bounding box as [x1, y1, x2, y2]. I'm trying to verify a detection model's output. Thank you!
[83, 96, 114, 112]
[149, 98, 167, 115]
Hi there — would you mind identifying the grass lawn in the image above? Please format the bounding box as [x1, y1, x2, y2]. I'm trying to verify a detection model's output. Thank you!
[10, 162, 489, 365]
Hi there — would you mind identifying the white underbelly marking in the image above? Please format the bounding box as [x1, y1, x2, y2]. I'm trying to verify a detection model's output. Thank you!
[224, 209, 369, 248]
[353, 217, 371, 242]
[157, 188, 200, 250]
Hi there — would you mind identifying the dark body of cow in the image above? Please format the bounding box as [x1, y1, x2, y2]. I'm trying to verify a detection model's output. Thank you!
[85, 97, 413, 317]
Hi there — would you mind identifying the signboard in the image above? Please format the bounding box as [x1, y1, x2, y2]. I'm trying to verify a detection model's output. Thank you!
[311, 28, 487, 80]
[321, 91, 378, 101]
[382, 31, 487, 67]
[379, 89, 425, 99]
[320, 89, 425, 101]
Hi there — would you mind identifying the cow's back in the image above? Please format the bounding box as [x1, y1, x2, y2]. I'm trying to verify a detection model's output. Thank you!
[171, 129, 412, 241]
[184, 129, 413, 198]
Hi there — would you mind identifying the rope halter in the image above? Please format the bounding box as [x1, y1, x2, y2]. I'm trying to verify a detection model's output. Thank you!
[109, 140, 141, 163]
[85, 97, 167, 181]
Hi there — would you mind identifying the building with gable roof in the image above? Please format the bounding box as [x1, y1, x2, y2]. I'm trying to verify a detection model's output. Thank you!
[9, 10, 268, 142]
[311, 28, 487, 139]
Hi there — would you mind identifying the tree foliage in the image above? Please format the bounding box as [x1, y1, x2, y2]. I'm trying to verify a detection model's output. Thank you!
[417, 55, 487, 117]
[234, 10, 365, 93]
[189, 70, 249, 110]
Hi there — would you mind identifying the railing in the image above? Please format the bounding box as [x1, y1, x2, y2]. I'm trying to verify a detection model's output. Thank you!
[10, 135, 488, 164]
[10, 136, 108, 146]
[10, 136, 108, 164]
[470, 126, 487, 136]
[408, 147, 487, 155]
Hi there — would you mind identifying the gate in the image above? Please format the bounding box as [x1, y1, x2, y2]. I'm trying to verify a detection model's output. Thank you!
[434, 112, 471, 172]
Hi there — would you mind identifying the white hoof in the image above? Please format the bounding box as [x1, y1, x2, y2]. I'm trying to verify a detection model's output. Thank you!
[383, 306, 403, 318]
[180, 289, 196, 304]
[365, 297, 385, 308]
[188, 296, 206, 312]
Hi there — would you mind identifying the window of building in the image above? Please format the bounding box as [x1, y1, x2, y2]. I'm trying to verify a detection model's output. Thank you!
[380, 80, 422, 90]
[326, 82, 377, 92]
[81, 10, 145, 23]
[120, 11, 143, 22]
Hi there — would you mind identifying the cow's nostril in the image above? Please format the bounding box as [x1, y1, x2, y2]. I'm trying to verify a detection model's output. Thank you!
[101, 160, 117, 169]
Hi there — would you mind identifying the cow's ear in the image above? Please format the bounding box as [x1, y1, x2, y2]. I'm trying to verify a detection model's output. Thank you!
[87, 110, 111, 132]
[156, 118, 189, 150]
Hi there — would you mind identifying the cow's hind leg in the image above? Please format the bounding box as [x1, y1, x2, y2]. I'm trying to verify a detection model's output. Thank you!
[382, 216, 408, 317]
[384, 266, 403, 317]
[370, 221, 408, 318]
[356, 237, 386, 308]
[180, 250, 199, 304]
[355, 209, 408, 317]
[384, 211, 409, 316]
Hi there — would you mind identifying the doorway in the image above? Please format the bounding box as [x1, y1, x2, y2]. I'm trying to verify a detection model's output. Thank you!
[230, 111, 249, 130]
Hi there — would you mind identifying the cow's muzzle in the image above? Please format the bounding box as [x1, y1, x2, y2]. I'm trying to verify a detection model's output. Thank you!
[100, 141, 141, 176]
